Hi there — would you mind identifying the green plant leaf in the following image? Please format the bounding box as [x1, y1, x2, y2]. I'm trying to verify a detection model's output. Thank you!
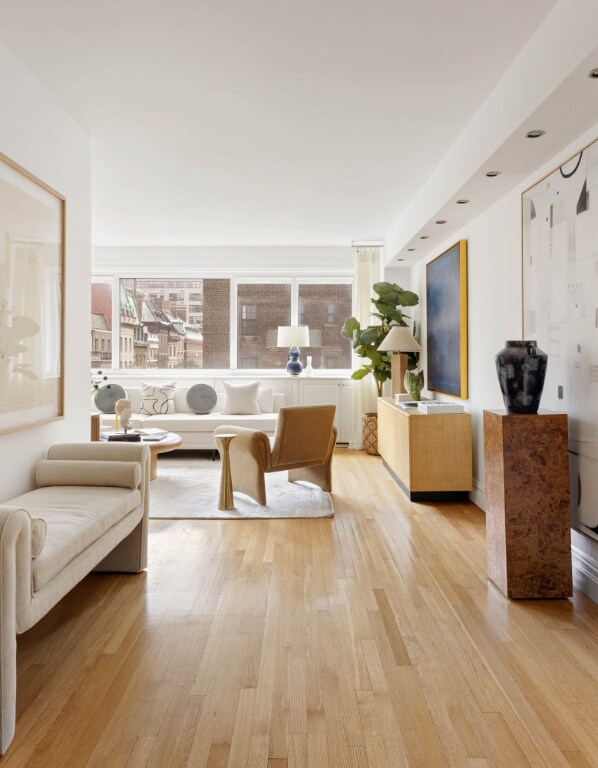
[372, 301, 398, 317]
[373, 369, 389, 382]
[351, 368, 371, 380]
[373, 282, 400, 301]
[359, 327, 380, 346]
[341, 316, 360, 340]
[364, 348, 381, 365]
[385, 310, 406, 324]
[395, 289, 419, 307]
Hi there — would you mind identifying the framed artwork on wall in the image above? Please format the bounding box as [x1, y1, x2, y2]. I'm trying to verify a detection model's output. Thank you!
[426, 240, 468, 399]
[0, 152, 65, 435]
[523, 135, 598, 544]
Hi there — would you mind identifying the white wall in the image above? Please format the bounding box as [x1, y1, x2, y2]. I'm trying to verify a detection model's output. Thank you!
[383, 267, 411, 292]
[93, 245, 353, 275]
[0, 44, 91, 499]
[411, 121, 598, 602]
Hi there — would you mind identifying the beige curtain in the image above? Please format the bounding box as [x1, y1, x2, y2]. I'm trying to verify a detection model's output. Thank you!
[349, 247, 381, 450]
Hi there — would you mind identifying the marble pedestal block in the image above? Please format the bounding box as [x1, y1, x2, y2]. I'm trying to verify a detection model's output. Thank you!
[483, 410, 572, 599]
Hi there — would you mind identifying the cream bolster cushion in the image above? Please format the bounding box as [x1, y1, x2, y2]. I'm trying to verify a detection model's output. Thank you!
[36, 460, 142, 490]
[31, 516, 47, 558]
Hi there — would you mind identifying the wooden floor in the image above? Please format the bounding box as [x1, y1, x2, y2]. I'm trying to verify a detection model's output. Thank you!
[7, 449, 598, 767]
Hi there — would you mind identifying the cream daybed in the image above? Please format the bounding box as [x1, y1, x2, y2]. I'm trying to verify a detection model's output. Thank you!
[0, 441, 150, 754]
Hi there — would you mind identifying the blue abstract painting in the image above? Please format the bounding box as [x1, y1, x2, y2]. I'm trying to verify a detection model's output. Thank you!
[426, 241, 468, 398]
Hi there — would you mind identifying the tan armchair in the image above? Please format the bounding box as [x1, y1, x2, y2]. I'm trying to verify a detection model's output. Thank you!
[214, 404, 337, 505]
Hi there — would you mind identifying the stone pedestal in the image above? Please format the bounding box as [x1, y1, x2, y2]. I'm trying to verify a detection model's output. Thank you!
[483, 410, 572, 599]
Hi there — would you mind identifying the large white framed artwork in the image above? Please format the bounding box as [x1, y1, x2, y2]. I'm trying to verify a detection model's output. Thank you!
[0, 152, 65, 435]
[523, 136, 598, 544]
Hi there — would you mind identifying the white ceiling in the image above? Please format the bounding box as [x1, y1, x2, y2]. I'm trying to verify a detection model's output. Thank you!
[0, 0, 557, 246]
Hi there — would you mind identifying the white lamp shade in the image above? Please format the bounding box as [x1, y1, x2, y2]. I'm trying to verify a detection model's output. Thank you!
[277, 325, 310, 347]
[378, 326, 421, 352]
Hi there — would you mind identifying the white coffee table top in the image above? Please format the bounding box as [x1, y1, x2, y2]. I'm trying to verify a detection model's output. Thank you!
[140, 432, 182, 447]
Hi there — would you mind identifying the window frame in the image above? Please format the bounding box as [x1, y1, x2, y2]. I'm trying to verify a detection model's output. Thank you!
[91, 273, 354, 373]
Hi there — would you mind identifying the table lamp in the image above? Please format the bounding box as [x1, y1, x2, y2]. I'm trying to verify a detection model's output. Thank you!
[378, 326, 422, 396]
[277, 325, 310, 376]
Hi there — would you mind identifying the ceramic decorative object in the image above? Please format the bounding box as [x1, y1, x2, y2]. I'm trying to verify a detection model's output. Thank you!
[362, 412, 379, 455]
[115, 399, 133, 431]
[304, 356, 314, 376]
[186, 383, 218, 414]
[287, 347, 303, 376]
[404, 369, 424, 401]
[94, 383, 127, 414]
[495, 340, 548, 414]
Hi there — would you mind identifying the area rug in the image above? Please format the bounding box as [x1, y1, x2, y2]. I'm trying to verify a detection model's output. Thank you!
[150, 454, 334, 519]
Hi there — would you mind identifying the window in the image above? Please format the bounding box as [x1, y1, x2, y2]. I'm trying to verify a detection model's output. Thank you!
[91, 281, 112, 369]
[92, 276, 352, 371]
[237, 283, 291, 368]
[117, 278, 230, 369]
[298, 283, 352, 369]
[240, 302, 257, 336]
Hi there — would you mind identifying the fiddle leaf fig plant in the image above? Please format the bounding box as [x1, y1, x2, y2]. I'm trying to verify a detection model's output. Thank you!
[341, 282, 419, 398]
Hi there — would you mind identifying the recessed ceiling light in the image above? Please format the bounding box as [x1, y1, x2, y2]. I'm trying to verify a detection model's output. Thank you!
[456, 199, 469, 204]
[407, 248, 415, 252]
[486, 171, 500, 177]
[435, 219, 447, 224]
[526, 129, 545, 138]
[420, 235, 429, 240]
[588, 68, 598, 79]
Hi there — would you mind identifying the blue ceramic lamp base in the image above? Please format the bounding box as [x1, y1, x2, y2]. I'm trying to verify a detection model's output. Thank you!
[286, 346, 303, 376]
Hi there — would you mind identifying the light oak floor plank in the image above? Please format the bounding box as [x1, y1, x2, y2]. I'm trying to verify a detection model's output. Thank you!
[6, 448, 598, 767]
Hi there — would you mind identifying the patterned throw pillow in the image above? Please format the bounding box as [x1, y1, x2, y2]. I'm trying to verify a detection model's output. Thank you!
[139, 381, 177, 415]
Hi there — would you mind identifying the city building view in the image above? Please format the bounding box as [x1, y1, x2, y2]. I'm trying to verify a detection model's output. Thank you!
[91, 279, 352, 370]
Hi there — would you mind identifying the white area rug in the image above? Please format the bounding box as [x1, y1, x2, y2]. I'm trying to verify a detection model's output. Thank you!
[150, 453, 334, 519]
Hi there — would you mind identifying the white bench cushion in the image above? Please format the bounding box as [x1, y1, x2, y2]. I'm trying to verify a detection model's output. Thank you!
[139, 413, 279, 433]
[8, 486, 141, 591]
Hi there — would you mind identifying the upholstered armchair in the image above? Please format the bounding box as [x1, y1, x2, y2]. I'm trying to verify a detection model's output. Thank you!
[214, 404, 337, 505]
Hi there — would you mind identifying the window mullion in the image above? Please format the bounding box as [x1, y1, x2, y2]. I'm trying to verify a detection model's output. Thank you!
[230, 277, 238, 370]
[291, 278, 299, 325]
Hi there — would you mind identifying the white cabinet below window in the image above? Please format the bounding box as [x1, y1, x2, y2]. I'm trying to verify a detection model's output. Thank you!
[299, 379, 351, 443]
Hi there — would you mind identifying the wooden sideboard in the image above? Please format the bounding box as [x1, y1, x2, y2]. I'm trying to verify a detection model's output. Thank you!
[377, 397, 472, 500]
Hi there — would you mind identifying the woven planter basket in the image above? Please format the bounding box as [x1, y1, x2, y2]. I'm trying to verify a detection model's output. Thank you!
[362, 412, 379, 456]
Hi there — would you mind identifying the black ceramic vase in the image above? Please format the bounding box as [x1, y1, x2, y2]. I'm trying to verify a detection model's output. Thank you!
[495, 340, 548, 414]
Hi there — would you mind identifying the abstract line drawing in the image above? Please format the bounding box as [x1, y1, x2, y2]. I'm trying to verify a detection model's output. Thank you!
[523, 137, 598, 543]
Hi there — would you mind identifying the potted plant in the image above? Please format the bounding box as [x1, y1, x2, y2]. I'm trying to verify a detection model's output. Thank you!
[341, 282, 419, 454]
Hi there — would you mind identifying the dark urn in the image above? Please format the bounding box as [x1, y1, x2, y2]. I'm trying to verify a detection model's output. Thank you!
[495, 340, 548, 414]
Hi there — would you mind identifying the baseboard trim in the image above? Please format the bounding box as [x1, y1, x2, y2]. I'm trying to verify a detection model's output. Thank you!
[469, 479, 486, 511]
[572, 544, 598, 604]
[382, 461, 470, 502]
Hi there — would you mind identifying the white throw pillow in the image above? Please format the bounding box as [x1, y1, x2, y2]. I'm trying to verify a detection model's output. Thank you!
[223, 381, 260, 415]
[139, 381, 177, 415]
[257, 387, 274, 413]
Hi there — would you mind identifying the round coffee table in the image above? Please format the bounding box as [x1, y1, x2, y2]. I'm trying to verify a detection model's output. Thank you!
[143, 433, 182, 480]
